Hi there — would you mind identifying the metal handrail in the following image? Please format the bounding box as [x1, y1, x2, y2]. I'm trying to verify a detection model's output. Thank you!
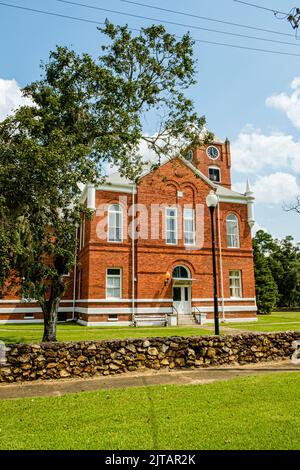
[193, 305, 203, 324]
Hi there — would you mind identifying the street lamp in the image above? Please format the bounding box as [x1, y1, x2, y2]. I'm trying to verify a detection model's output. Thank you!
[206, 190, 220, 335]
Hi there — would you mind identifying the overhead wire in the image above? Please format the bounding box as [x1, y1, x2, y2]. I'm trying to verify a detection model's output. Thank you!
[1, 1, 300, 57]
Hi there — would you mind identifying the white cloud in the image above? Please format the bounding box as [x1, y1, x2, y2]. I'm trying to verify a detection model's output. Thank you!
[266, 77, 300, 129]
[233, 172, 300, 204]
[0, 78, 33, 121]
[231, 129, 300, 174]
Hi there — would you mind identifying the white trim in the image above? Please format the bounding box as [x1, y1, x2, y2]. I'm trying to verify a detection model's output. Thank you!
[0, 307, 74, 313]
[97, 184, 137, 194]
[76, 298, 172, 303]
[0, 298, 174, 305]
[0, 298, 255, 305]
[193, 305, 257, 313]
[0, 319, 44, 324]
[192, 297, 256, 302]
[218, 196, 247, 204]
[77, 319, 131, 326]
[75, 307, 173, 314]
[204, 316, 258, 324]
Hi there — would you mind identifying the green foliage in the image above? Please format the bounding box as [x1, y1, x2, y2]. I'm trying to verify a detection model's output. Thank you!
[0, 22, 209, 340]
[253, 250, 278, 314]
[253, 230, 300, 310]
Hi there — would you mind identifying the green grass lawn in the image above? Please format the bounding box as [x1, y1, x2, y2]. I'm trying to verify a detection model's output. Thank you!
[0, 373, 299, 450]
[228, 312, 300, 333]
[1, 312, 300, 344]
[0, 323, 212, 344]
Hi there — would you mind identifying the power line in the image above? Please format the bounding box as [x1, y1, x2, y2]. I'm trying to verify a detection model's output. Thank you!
[1, 1, 300, 57]
[233, 1, 288, 16]
[56, 0, 300, 47]
[120, 0, 296, 39]
[233, 0, 300, 38]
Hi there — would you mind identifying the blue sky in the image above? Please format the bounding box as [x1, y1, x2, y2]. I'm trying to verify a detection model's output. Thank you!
[1, 0, 300, 240]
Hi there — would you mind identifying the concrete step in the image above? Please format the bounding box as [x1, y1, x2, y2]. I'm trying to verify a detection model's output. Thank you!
[177, 314, 197, 326]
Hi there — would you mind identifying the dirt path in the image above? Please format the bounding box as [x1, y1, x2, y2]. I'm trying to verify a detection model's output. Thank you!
[0, 360, 299, 400]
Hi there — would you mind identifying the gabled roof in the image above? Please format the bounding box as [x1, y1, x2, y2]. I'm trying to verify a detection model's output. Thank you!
[95, 154, 250, 203]
[105, 155, 216, 189]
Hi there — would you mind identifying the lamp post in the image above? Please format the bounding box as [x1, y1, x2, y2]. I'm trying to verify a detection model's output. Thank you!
[206, 190, 220, 335]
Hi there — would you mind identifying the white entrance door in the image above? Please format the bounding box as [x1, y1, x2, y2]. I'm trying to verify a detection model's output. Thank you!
[173, 286, 191, 315]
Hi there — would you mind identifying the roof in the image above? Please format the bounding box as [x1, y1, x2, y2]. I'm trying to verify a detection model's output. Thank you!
[216, 186, 244, 198]
[92, 149, 251, 204]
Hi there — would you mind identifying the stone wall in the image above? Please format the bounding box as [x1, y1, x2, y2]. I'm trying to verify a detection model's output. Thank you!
[1, 331, 299, 383]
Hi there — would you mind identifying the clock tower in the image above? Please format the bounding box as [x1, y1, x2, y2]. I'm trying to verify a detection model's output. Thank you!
[190, 138, 232, 189]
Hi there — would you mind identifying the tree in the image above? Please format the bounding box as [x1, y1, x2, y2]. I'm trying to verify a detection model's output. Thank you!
[0, 22, 210, 341]
[253, 230, 300, 310]
[253, 233, 278, 314]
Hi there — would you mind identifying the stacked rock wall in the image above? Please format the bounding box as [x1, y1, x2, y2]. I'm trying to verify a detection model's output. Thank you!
[1, 332, 299, 383]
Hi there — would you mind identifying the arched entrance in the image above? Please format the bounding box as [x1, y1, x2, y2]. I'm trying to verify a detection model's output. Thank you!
[172, 266, 192, 315]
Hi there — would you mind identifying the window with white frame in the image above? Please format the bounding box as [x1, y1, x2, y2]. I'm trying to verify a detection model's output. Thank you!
[226, 214, 240, 248]
[229, 270, 242, 298]
[106, 268, 122, 299]
[108, 204, 123, 242]
[79, 216, 85, 250]
[184, 208, 195, 245]
[208, 166, 221, 183]
[166, 207, 177, 244]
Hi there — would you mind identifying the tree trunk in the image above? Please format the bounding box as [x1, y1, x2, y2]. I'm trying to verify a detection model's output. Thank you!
[41, 277, 65, 342]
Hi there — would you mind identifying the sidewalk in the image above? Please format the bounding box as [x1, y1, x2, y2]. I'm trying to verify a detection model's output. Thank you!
[0, 360, 299, 400]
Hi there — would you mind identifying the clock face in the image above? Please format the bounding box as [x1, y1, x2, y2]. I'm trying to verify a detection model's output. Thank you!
[206, 146, 220, 160]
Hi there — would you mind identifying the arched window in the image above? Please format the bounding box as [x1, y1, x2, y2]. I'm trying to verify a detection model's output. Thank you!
[108, 204, 123, 242]
[226, 214, 240, 248]
[172, 266, 190, 279]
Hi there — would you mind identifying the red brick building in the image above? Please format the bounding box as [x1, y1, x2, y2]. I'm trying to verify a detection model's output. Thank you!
[0, 139, 257, 325]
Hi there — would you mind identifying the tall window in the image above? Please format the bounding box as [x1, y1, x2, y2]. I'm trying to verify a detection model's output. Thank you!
[166, 207, 177, 244]
[208, 167, 221, 183]
[108, 204, 123, 242]
[229, 270, 242, 298]
[79, 216, 85, 250]
[226, 214, 240, 248]
[184, 208, 195, 245]
[106, 268, 122, 299]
